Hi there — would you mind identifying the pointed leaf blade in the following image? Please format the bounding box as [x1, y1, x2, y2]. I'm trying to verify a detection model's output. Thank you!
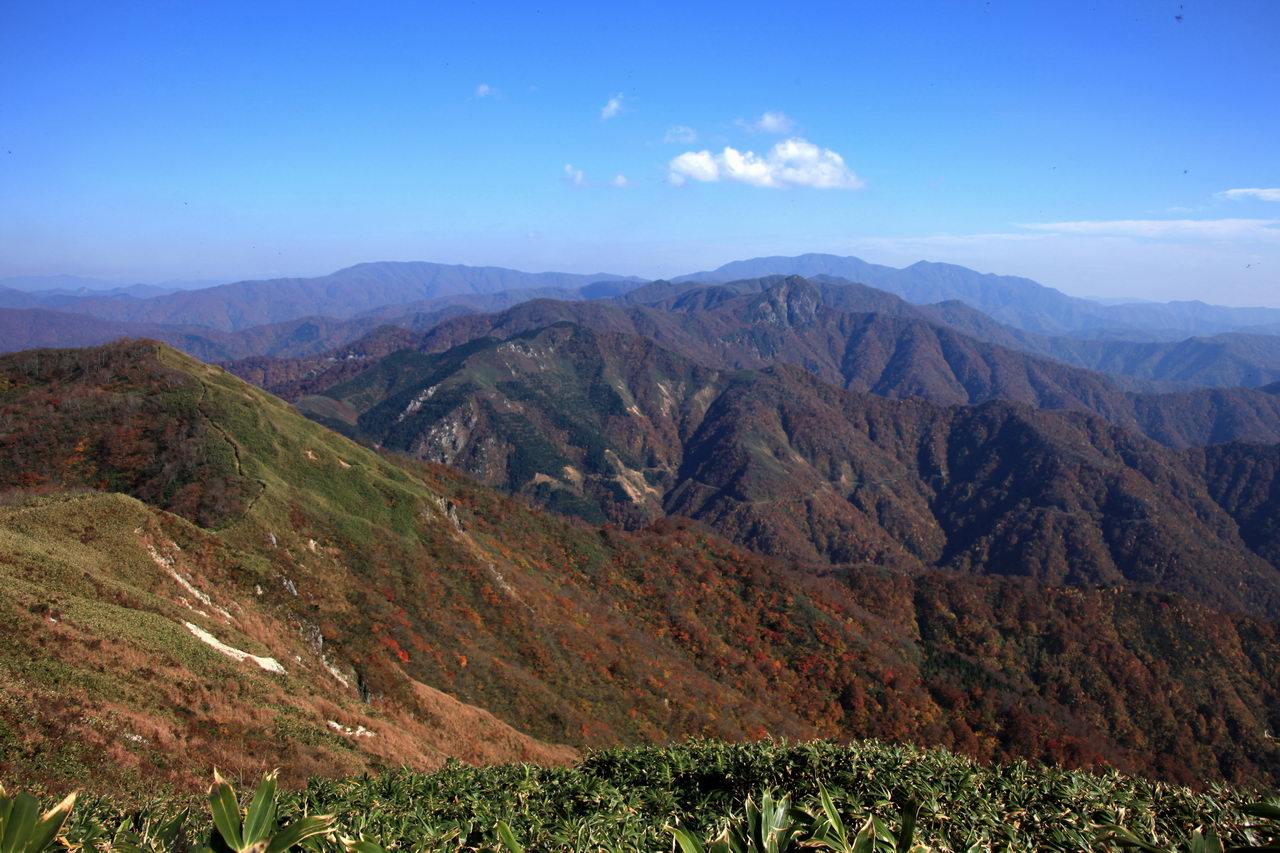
[242, 772, 278, 845]
[25, 792, 77, 853]
[208, 775, 245, 851]
[494, 820, 523, 853]
[263, 815, 334, 853]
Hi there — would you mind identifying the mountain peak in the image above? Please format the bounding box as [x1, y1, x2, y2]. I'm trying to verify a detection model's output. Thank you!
[749, 276, 822, 326]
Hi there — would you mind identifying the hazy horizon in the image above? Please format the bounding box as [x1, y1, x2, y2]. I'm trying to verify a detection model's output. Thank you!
[6, 248, 1280, 309]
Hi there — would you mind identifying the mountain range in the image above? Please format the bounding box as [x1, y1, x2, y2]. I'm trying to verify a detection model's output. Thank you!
[8, 256, 1280, 392]
[0, 262, 640, 332]
[247, 277, 1280, 449]
[4, 254, 1280, 792]
[677, 254, 1280, 338]
[1, 341, 1276, 791]
[270, 318, 1280, 618]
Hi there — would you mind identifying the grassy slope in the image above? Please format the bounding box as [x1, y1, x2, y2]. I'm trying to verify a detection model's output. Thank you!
[0, 490, 573, 797]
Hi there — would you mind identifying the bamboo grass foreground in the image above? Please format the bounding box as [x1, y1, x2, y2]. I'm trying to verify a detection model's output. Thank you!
[5, 740, 1278, 851]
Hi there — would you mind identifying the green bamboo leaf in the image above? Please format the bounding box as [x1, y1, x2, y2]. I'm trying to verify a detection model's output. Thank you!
[243, 772, 279, 846]
[1, 792, 40, 853]
[208, 772, 245, 851]
[896, 800, 920, 853]
[156, 807, 191, 846]
[342, 839, 387, 853]
[817, 783, 846, 845]
[672, 827, 707, 853]
[24, 793, 76, 853]
[851, 816, 877, 853]
[707, 825, 739, 853]
[0, 797, 16, 853]
[1092, 824, 1166, 852]
[1241, 803, 1280, 821]
[1189, 828, 1223, 853]
[494, 820, 523, 853]
[263, 815, 334, 853]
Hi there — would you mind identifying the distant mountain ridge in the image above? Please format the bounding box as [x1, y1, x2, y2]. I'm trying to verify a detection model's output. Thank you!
[10, 253, 1280, 341]
[676, 253, 1280, 337]
[10, 261, 641, 331]
[1, 305, 479, 361]
[247, 277, 1280, 449]
[0, 274, 220, 293]
[624, 274, 1280, 389]
[9, 258, 1280, 398]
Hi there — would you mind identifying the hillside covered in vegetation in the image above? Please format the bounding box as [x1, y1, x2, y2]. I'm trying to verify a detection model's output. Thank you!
[11, 741, 1280, 852]
[1, 340, 1277, 794]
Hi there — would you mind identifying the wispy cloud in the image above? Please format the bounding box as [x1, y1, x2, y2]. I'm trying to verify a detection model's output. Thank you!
[600, 93, 624, 121]
[611, 174, 629, 189]
[1218, 187, 1280, 202]
[563, 164, 586, 186]
[474, 83, 497, 98]
[736, 111, 796, 134]
[668, 138, 864, 190]
[1020, 218, 1280, 240]
[663, 125, 698, 144]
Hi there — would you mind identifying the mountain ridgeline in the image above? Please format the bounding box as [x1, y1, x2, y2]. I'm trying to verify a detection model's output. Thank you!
[1, 262, 642, 332]
[239, 277, 1280, 443]
[4, 251, 1280, 795]
[676, 254, 1280, 338]
[1, 341, 1278, 791]
[9, 256, 1280, 390]
[284, 320, 1280, 619]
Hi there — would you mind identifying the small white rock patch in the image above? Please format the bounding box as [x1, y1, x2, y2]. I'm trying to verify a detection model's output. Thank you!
[184, 622, 286, 674]
[323, 657, 351, 688]
[148, 542, 233, 621]
[327, 720, 374, 738]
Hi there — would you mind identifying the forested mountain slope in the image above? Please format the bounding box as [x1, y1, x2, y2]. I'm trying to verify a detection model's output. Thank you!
[1, 341, 1277, 788]
[296, 323, 1280, 620]
[248, 279, 1280, 448]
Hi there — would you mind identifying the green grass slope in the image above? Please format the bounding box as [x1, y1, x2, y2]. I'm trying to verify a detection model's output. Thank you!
[0, 489, 574, 796]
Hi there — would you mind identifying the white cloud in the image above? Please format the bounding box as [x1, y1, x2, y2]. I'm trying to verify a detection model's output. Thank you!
[563, 164, 586, 186]
[611, 174, 629, 189]
[736, 111, 796, 134]
[1020, 218, 1280, 240]
[474, 83, 497, 98]
[1218, 187, 1280, 202]
[668, 138, 864, 190]
[669, 150, 719, 184]
[663, 125, 698, 144]
[600, 93, 624, 121]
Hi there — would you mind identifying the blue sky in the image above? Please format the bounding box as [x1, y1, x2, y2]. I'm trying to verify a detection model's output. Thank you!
[1, 0, 1278, 304]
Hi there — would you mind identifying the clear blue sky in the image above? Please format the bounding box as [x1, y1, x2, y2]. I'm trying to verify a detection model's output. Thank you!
[2, 0, 1278, 304]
